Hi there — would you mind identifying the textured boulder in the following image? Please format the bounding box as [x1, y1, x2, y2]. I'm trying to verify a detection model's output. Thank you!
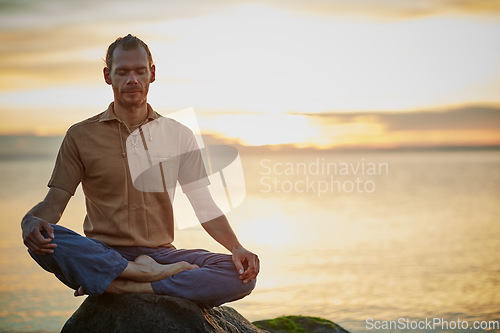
[61, 294, 266, 333]
[253, 315, 350, 333]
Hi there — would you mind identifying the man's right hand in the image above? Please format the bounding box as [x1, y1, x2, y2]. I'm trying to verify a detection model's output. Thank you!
[22, 215, 57, 255]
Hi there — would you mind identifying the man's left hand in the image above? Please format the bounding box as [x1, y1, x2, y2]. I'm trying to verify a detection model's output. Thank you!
[232, 246, 259, 284]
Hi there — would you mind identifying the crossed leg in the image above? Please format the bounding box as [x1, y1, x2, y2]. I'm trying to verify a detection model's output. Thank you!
[31, 225, 254, 306]
[74, 255, 199, 296]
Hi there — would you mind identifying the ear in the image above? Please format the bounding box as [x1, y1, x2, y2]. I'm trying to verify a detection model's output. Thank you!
[150, 65, 156, 83]
[103, 67, 112, 85]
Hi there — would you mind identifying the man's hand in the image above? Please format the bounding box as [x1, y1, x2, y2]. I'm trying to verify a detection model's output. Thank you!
[232, 246, 259, 284]
[196, 208, 260, 284]
[22, 215, 57, 255]
[21, 187, 71, 255]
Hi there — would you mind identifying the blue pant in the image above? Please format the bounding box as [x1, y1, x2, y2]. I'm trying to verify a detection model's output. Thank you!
[29, 225, 255, 308]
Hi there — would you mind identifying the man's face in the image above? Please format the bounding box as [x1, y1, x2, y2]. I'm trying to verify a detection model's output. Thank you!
[104, 46, 155, 109]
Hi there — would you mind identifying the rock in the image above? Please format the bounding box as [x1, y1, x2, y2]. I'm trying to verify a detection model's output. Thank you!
[253, 315, 350, 333]
[61, 294, 266, 333]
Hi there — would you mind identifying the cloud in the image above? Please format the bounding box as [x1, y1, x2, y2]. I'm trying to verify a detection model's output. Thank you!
[0, 0, 240, 30]
[0, 0, 243, 90]
[0, 26, 112, 90]
[376, 107, 500, 131]
[258, 0, 500, 19]
[1, 0, 498, 32]
[1, 0, 499, 115]
[445, 0, 500, 13]
[297, 105, 500, 132]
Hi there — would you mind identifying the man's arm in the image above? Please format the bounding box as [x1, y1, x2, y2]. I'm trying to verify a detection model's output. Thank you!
[201, 215, 259, 284]
[185, 187, 259, 284]
[21, 187, 72, 255]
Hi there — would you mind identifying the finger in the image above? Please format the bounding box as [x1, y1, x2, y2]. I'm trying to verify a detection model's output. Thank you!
[33, 232, 56, 247]
[254, 255, 260, 273]
[24, 239, 38, 252]
[24, 234, 46, 248]
[241, 255, 259, 283]
[41, 222, 55, 239]
[245, 267, 259, 282]
[27, 234, 56, 254]
[233, 256, 245, 276]
[248, 255, 260, 278]
[28, 240, 56, 254]
[26, 239, 55, 255]
[40, 242, 57, 250]
[34, 247, 56, 255]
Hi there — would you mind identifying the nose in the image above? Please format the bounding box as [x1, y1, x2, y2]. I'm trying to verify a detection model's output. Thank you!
[127, 72, 138, 84]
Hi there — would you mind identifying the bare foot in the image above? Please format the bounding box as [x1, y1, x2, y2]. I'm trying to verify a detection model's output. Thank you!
[74, 286, 87, 297]
[74, 256, 199, 297]
[105, 278, 155, 294]
[123, 255, 199, 282]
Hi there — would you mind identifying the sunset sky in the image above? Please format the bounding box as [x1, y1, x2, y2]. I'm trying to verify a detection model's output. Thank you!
[1, 0, 499, 148]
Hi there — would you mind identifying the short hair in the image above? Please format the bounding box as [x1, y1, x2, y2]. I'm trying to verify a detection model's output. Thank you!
[105, 34, 154, 69]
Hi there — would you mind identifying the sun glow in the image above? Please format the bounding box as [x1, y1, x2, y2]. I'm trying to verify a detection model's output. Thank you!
[1, 3, 499, 148]
[145, 5, 500, 114]
[198, 113, 317, 147]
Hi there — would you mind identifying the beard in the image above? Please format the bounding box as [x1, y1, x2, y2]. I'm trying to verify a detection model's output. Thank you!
[114, 86, 149, 109]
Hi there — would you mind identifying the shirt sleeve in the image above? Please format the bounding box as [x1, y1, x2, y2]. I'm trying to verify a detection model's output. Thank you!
[178, 129, 210, 193]
[184, 186, 223, 223]
[48, 129, 84, 195]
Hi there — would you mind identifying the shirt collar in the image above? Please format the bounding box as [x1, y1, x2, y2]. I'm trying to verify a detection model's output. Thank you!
[99, 102, 160, 122]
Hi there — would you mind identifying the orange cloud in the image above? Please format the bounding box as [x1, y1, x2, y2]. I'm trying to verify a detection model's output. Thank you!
[297, 105, 500, 148]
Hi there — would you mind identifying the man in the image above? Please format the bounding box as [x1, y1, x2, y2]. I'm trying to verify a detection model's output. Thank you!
[21, 34, 259, 308]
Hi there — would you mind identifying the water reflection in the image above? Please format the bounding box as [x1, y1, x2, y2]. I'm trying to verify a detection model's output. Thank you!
[1, 149, 499, 332]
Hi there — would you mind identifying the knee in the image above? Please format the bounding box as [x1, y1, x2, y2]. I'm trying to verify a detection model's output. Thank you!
[219, 274, 256, 306]
[29, 249, 61, 275]
[238, 276, 256, 300]
[194, 270, 257, 308]
[245, 278, 257, 293]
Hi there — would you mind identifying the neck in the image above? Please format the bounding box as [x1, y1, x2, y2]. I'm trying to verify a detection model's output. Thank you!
[113, 101, 149, 128]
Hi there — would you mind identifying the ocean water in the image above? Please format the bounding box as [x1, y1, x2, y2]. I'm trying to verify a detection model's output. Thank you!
[0, 138, 499, 332]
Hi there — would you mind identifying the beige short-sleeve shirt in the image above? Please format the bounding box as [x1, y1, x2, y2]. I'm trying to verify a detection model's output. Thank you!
[49, 103, 208, 247]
